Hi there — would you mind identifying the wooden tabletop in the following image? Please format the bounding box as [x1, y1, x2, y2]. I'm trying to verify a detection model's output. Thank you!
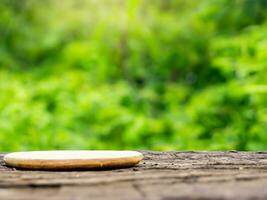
[1, 151, 267, 200]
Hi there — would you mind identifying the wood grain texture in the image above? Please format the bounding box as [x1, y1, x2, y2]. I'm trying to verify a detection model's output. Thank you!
[1, 151, 267, 200]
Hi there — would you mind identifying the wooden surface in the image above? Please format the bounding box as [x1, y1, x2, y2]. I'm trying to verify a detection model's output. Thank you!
[1, 151, 267, 200]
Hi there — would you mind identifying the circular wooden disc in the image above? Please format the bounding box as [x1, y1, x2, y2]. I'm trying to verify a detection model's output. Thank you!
[4, 150, 144, 170]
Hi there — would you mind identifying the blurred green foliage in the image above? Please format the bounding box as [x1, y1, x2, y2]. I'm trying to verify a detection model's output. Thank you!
[0, 0, 267, 151]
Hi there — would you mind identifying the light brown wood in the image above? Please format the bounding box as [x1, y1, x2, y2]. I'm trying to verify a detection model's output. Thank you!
[1, 151, 267, 200]
[3, 151, 143, 170]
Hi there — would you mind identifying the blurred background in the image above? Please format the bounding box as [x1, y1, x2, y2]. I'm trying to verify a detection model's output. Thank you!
[0, 0, 267, 151]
